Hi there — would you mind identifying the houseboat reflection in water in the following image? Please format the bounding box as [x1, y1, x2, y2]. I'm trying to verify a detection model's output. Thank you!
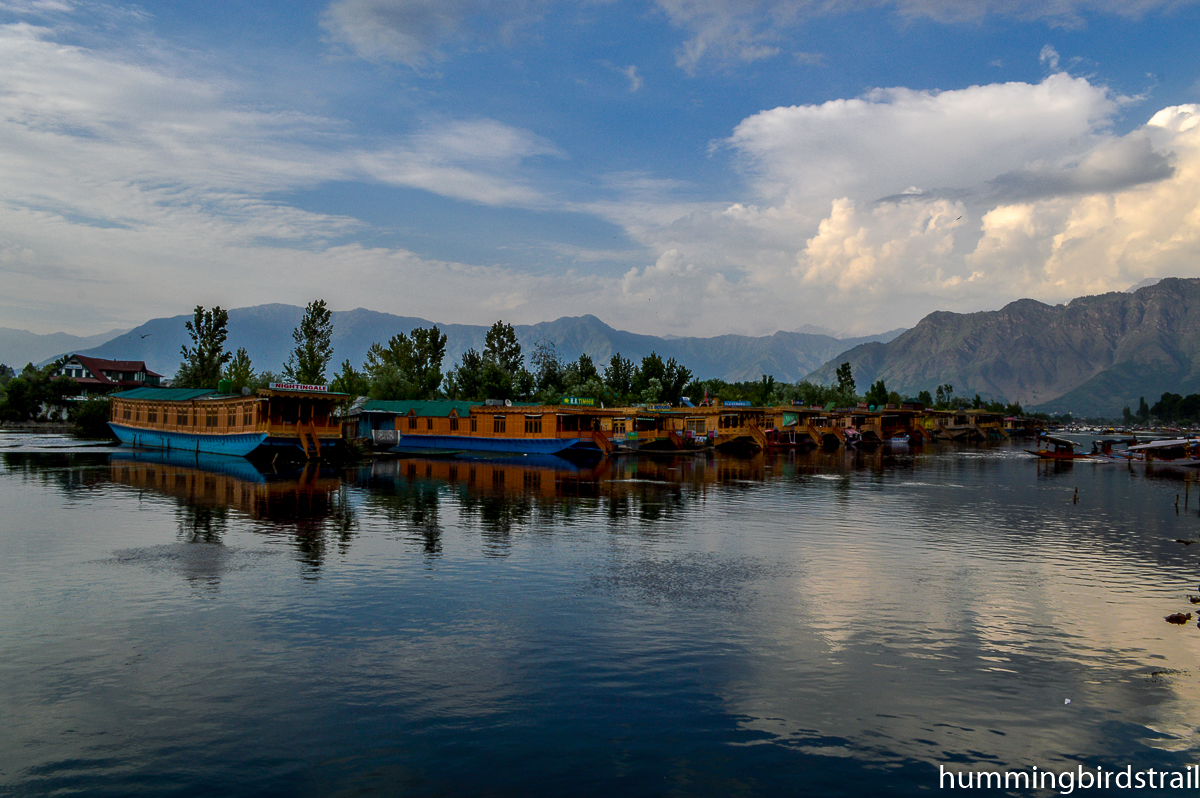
[108, 449, 355, 576]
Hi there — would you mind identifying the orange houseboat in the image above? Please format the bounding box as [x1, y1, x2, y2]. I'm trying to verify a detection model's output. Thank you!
[109, 383, 347, 458]
[363, 400, 619, 456]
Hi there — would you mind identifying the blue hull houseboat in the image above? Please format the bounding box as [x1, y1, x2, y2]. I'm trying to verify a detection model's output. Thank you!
[109, 384, 348, 459]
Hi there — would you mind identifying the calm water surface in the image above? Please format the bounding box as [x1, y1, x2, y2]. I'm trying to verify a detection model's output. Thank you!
[3, 434, 1200, 796]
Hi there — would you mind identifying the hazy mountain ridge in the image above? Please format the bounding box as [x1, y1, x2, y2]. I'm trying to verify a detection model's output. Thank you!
[805, 278, 1200, 415]
[48, 307, 904, 384]
[0, 327, 129, 369]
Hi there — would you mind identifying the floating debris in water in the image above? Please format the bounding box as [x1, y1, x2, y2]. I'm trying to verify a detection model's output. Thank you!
[1188, 596, 1200, 604]
[1064, 698, 1071, 705]
[1165, 612, 1192, 625]
[1174, 539, 1196, 546]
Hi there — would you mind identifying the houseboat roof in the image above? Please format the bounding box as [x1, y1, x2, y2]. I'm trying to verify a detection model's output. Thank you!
[111, 387, 217, 401]
[361, 400, 476, 417]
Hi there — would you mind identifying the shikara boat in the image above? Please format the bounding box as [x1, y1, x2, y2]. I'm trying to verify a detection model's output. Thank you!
[1025, 436, 1091, 460]
[1126, 438, 1200, 467]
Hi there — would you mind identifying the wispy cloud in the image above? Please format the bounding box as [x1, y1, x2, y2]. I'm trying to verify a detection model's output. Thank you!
[320, 0, 545, 67]
[622, 64, 643, 92]
[1040, 44, 1060, 69]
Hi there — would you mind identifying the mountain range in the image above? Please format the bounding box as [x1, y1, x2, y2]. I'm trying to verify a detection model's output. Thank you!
[8, 306, 903, 386]
[805, 278, 1200, 416]
[0, 327, 129, 370]
[13, 278, 1200, 416]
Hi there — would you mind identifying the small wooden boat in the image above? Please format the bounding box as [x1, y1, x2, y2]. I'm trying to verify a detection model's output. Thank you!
[1025, 436, 1090, 460]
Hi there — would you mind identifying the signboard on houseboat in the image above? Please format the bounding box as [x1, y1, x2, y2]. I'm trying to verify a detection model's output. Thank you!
[724, 400, 751, 407]
[561, 396, 596, 406]
[270, 382, 328, 392]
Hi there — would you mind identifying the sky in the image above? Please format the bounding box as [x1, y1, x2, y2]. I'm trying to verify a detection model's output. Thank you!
[2, 0, 1199, 338]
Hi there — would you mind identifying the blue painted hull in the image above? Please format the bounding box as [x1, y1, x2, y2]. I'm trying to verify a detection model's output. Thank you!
[109, 423, 269, 457]
[390, 434, 600, 456]
[109, 449, 271, 483]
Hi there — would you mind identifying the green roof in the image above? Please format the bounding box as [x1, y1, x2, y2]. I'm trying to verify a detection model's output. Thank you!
[361, 400, 476, 417]
[110, 387, 216, 401]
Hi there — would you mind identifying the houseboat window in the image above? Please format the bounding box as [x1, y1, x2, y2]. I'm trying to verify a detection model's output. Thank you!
[524, 417, 542, 434]
[470, 417, 477, 433]
[686, 418, 706, 434]
[426, 417, 433, 430]
[123, 406, 131, 420]
[206, 408, 218, 428]
[559, 414, 579, 432]
[243, 406, 253, 426]
[147, 406, 157, 423]
[177, 409, 188, 426]
[493, 416, 506, 434]
[408, 416, 417, 430]
[227, 408, 237, 427]
[450, 417, 459, 432]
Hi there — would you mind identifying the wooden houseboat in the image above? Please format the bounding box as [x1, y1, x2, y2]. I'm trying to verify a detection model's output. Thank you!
[371, 400, 620, 456]
[661, 403, 769, 451]
[109, 383, 347, 459]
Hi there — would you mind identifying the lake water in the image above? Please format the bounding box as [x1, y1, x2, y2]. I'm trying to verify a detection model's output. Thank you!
[3, 434, 1200, 796]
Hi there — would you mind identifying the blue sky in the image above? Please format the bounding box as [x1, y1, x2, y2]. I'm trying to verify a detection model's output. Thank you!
[2, 0, 1199, 338]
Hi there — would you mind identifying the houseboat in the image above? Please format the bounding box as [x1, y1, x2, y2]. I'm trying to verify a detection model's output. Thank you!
[370, 400, 619, 457]
[108, 383, 347, 459]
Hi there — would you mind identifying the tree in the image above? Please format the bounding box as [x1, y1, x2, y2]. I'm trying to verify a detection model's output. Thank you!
[530, 340, 566, 402]
[363, 325, 448, 400]
[445, 348, 485, 400]
[176, 306, 231, 388]
[1137, 396, 1150, 424]
[573, 354, 599, 385]
[330, 359, 371, 397]
[604, 352, 635, 398]
[283, 300, 334, 385]
[835, 362, 856, 396]
[0, 360, 73, 422]
[484, 321, 522, 375]
[934, 383, 955, 409]
[640, 377, 663, 404]
[864, 379, 888, 408]
[468, 321, 525, 401]
[223, 348, 256, 393]
[757, 374, 776, 407]
[661, 357, 692, 405]
[916, 390, 933, 407]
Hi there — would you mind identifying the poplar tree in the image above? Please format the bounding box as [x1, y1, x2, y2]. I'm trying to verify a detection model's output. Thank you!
[283, 300, 334, 385]
[176, 306, 231, 388]
[223, 347, 256, 393]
